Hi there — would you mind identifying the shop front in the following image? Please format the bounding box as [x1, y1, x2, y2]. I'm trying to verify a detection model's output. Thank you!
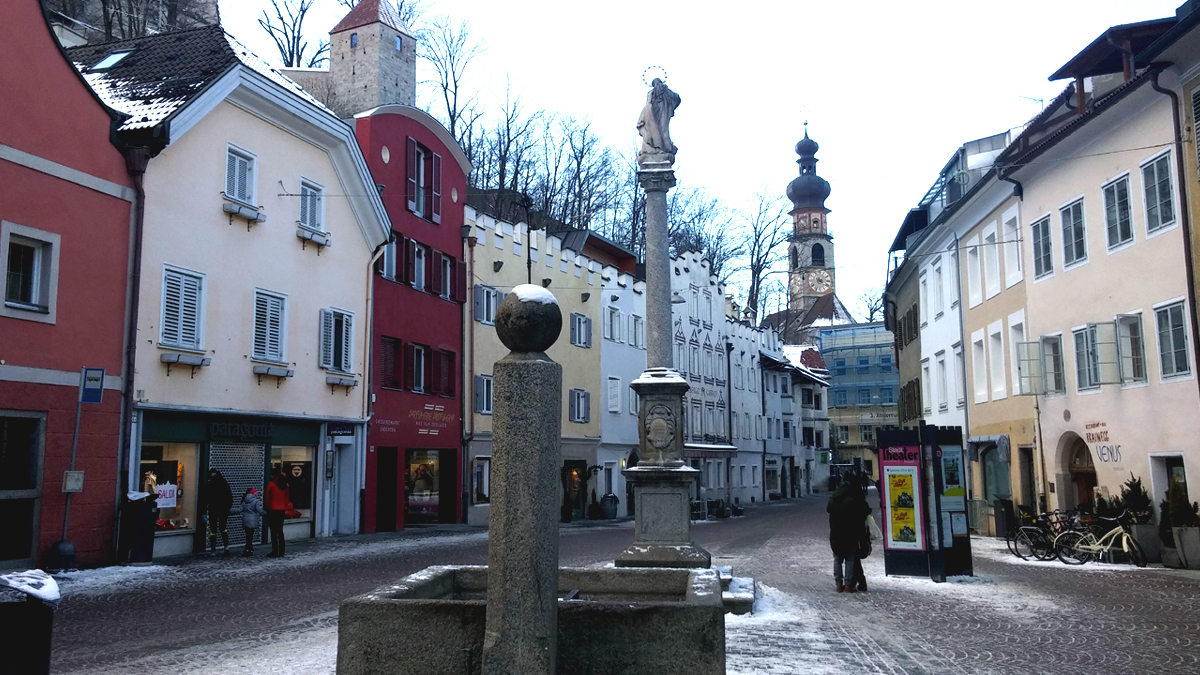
[137, 410, 352, 558]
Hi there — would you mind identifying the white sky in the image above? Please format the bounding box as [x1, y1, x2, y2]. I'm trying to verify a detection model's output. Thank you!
[219, 0, 1185, 317]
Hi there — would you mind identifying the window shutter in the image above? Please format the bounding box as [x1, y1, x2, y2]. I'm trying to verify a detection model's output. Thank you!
[180, 274, 201, 349]
[319, 309, 335, 369]
[1016, 341, 1043, 395]
[608, 379, 620, 413]
[381, 337, 397, 388]
[340, 312, 354, 373]
[425, 249, 434, 291]
[474, 375, 484, 412]
[299, 185, 311, 227]
[225, 151, 237, 197]
[1095, 321, 1120, 384]
[162, 271, 182, 345]
[571, 314, 578, 345]
[433, 252, 444, 296]
[455, 261, 467, 303]
[405, 239, 416, 284]
[431, 348, 443, 395]
[603, 312, 612, 340]
[474, 285, 485, 321]
[583, 391, 591, 422]
[443, 352, 455, 396]
[404, 343, 416, 390]
[585, 317, 593, 347]
[1193, 89, 1200, 171]
[406, 137, 418, 213]
[431, 152, 443, 224]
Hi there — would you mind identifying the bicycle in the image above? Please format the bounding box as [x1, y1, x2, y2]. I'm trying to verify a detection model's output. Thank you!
[1006, 509, 1074, 561]
[1053, 510, 1146, 567]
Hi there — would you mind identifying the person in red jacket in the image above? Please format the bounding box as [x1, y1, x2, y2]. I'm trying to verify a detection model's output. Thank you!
[264, 469, 291, 558]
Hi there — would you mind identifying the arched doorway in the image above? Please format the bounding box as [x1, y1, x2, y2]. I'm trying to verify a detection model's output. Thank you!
[1058, 433, 1096, 510]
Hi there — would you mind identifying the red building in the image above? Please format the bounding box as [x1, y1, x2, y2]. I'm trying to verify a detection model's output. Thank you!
[355, 107, 471, 530]
[0, 1, 135, 568]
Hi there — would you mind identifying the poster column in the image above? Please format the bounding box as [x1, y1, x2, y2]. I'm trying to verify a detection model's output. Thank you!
[931, 425, 972, 577]
[877, 431, 928, 578]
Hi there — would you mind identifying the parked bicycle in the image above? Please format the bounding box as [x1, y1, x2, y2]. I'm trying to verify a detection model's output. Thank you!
[1006, 509, 1075, 561]
[1053, 510, 1146, 567]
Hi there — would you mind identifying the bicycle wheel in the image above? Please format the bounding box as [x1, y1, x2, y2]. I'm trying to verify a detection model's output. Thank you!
[1055, 530, 1094, 565]
[1005, 528, 1022, 557]
[1011, 529, 1035, 559]
[1123, 534, 1147, 568]
[1032, 530, 1057, 561]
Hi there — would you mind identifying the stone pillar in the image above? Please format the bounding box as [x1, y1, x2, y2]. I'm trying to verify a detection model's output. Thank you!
[482, 287, 563, 675]
[616, 369, 711, 569]
[641, 170, 676, 370]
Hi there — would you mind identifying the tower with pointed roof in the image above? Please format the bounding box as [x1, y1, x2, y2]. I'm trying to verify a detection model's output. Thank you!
[786, 125, 835, 320]
[327, 0, 416, 116]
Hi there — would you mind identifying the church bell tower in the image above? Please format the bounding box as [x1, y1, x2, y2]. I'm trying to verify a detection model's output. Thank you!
[786, 125, 834, 319]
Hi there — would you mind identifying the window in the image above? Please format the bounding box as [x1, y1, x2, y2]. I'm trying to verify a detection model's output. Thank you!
[1156, 301, 1191, 377]
[299, 180, 324, 232]
[836, 425, 849, 444]
[953, 344, 965, 405]
[857, 356, 870, 375]
[570, 389, 591, 423]
[675, 341, 686, 373]
[1031, 217, 1053, 279]
[161, 266, 205, 351]
[690, 344, 701, 376]
[1116, 314, 1146, 384]
[406, 137, 442, 223]
[395, 36, 403, 50]
[1103, 176, 1133, 248]
[630, 315, 645, 349]
[474, 374, 494, 414]
[704, 292, 713, 323]
[816, 430, 823, 447]
[1143, 154, 1176, 233]
[381, 236, 399, 280]
[225, 146, 255, 205]
[861, 425, 875, 444]
[833, 358, 846, 376]
[350, 33, 358, 48]
[1061, 200, 1087, 267]
[919, 273, 928, 324]
[605, 307, 623, 341]
[440, 255, 452, 299]
[814, 392, 822, 410]
[1008, 317, 1026, 397]
[434, 350, 455, 396]
[802, 389, 814, 406]
[858, 388, 871, 405]
[1042, 336, 1065, 394]
[936, 353, 947, 411]
[922, 361, 931, 413]
[933, 262, 945, 316]
[880, 387, 896, 405]
[380, 337, 401, 389]
[93, 50, 134, 70]
[879, 355, 893, 373]
[833, 389, 848, 407]
[693, 401, 704, 437]
[966, 237, 982, 306]
[252, 290, 286, 362]
[1002, 210, 1022, 286]
[413, 245, 427, 292]
[607, 377, 621, 413]
[1073, 326, 1100, 391]
[983, 227, 1000, 298]
[474, 285, 502, 325]
[320, 308, 354, 373]
[410, 345, 427, 393]
[0, 413, 43, 563]
[989, 325, 1006, 399]
[783, 421, 791, 439]
[472, 456, 490, 503]
[570, 313, 592, 347]
[629, 387, 638, 414]
[781, 377, 790, 395]
[2, 223, 59, 323]
[972, 334, 987, 403]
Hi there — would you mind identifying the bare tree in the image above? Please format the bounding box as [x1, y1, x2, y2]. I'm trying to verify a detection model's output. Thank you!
[732, 190, 790, 320]
[419, 15, 484, 141]
[259, 0, 329, 68]
[667, 189, 741, 279]
[858, 287, 884, 322]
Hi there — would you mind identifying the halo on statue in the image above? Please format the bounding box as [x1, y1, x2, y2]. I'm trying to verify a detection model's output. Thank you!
[641, 66, 668, 87]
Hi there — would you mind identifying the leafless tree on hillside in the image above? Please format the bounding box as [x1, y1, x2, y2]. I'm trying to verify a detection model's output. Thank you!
[259, 0, 329, 68]
[420, 15, 484, 141]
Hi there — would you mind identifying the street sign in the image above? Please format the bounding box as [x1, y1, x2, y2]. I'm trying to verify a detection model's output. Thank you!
[80, 368, 105, 404]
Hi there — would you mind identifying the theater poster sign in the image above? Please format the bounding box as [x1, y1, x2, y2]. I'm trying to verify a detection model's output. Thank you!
[880, 445, 924, 551]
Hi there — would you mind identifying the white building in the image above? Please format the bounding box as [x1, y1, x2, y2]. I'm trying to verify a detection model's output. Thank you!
[598, 266, 647, 517]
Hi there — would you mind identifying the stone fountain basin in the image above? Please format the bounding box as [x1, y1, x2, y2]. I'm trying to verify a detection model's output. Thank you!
[337, 565, 725, 675]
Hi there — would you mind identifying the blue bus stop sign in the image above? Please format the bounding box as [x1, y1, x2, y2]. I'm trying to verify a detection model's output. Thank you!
[81, 368, 104, 404]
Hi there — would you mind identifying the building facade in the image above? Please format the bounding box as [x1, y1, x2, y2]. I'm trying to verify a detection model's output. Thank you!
[819, 322, 899, 483]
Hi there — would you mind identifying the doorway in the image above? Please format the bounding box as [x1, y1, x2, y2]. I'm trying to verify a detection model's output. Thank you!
[405, 449, 440, 524]
[375, 447, 398, 532]
[562, 459, 588, 521]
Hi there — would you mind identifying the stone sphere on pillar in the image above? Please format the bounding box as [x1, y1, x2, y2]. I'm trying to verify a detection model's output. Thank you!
[495, 285, 562, 353]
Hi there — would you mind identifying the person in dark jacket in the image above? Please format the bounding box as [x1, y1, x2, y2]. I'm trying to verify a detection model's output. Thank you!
[264, 469, 291, 558]
[240, 487, 266, 557]
[204, 469, 233, 556]
[827, 477, 870, 593]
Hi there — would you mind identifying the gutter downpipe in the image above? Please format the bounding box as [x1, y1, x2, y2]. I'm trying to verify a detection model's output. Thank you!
[1150, 68, 1200, 403]
[358, 239, 387, 536]
[994, 160, 1023, 201]
[462, 229, 477, 523]
[115, 146, 149, 560]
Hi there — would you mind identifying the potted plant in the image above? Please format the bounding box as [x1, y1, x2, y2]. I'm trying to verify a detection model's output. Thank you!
[1119, 474, 1159, 563]
[1167, 482, 1200, 570]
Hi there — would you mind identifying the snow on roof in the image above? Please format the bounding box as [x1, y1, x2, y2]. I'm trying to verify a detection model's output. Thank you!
[512, 284, 557, 305]
[69, 26, 333, 134]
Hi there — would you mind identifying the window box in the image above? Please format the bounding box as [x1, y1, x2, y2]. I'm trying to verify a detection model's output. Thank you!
[160, 352, 211, 377]
[296, 227, 331, 249]
[223, 201, 267, 225]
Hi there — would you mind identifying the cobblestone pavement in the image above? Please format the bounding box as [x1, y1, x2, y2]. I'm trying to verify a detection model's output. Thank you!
[49, 494, 1200, 674]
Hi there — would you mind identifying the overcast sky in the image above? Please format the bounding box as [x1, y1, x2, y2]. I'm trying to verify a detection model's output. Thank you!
[220, 0, 1184, 318]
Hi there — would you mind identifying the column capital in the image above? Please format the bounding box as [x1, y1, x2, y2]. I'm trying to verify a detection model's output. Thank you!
[637, 170, 677, 193]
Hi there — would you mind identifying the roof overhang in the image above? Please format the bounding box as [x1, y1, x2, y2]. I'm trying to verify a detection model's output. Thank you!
[356, 105, 472, 177]
[1049, 17, 1176, 80]
[1137, 5, 1200, 63]
[889, 207, 928, 253]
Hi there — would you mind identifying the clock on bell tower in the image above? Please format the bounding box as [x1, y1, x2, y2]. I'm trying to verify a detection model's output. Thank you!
[785, 125, 834, 319]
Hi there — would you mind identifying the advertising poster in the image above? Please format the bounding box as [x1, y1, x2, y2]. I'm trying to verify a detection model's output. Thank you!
[884, 465, 923, 550]
[939, 445, 966, 512]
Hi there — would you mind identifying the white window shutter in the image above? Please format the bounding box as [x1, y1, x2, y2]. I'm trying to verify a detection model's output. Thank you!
[254, 293, 269, 358]
[237, 156, 249, 202]
[474, 375, 484, 412]
[179, 274, 201, 349]
[162, 271, 182, 345]
[226, 151, 237, 197]
[474, 285, 485, 322]
[608, 378, 620, 413]
[319, 309, 335, 369]
[571, 314, 578, 345]
[340, 312, 354, 373]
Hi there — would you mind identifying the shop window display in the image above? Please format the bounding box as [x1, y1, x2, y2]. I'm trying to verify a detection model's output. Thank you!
[272, 445, 315, 520]
[141, 443, 198, 533]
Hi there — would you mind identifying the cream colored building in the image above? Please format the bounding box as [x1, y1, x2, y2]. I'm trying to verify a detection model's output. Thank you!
[75, 27, 390, 557]
[462, 205, 603, 525]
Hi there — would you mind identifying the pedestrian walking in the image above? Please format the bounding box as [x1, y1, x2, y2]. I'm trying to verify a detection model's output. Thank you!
[240, 487, 266, 557]
[827, 474, 871, 593]
[264, 469, 290, 558]
[203, 469, 233, 556]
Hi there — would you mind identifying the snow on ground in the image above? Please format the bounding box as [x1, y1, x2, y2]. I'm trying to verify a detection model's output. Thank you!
[971, 534, 1156, 572]
[725, 585, 846, 675]
[54, 530, 490, 598]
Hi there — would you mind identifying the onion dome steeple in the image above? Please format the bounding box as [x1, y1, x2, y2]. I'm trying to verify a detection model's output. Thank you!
[786, 124, 831, 211]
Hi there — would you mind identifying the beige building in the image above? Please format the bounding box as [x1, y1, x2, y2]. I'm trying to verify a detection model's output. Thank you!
[72, 27, 390, 557]
[462, 205, 604, 525]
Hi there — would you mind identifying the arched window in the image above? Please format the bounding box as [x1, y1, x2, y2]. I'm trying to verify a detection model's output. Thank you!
[350, 33, 359, 48]
[790, 248, 798, 269]
[812, 243, 825, 267]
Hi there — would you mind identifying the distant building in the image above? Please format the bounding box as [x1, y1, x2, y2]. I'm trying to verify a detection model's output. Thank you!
[818, 322, 899, 483]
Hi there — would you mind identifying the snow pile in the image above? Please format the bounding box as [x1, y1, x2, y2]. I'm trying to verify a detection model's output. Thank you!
[54, 565, 182, 598]
[512, 284, 557, 305]
[725, 585, 845, 675]
[0, 569, 60, 603]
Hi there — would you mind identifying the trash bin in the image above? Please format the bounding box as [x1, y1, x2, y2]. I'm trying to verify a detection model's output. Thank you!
[0, 570, 59, 675]
[117, 491, 158, 565]
[599, 494, 619, 519]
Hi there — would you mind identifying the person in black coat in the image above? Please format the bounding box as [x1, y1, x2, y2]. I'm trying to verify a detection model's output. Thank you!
[203, 469, 233, 556]
[827, 477, 870, 593]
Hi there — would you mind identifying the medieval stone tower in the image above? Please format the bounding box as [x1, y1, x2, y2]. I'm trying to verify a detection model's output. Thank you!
[326, 0, 416, 117]
[786, 126, 835, 319]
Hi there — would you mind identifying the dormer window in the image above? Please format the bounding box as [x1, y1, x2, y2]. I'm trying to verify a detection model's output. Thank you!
[350, 33, 359, 48]
[92, 50, 133, 70]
